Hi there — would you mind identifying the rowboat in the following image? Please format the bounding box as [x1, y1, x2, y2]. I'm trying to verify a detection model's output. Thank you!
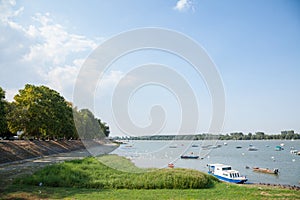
[253, 167, 279, 175]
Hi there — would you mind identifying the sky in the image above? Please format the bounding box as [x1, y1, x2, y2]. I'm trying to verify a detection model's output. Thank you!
[0, 0, 300, 136]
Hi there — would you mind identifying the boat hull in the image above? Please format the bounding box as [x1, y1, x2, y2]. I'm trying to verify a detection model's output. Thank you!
[253, 167, 279, 175]
[180, 155, 199, 159]
[208, 172, 247, 184]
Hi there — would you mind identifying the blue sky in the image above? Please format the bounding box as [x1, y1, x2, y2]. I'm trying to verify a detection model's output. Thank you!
[0, 0, 299, 136]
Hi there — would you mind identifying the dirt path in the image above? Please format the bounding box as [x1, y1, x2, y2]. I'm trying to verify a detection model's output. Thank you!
[0, 144, 118, 189]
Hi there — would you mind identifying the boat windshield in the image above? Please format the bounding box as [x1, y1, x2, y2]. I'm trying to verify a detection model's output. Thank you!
[222, 167, 232, 170]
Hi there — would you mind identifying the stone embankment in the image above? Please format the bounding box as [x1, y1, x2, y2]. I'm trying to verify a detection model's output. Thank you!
[0, 140, 86, 164]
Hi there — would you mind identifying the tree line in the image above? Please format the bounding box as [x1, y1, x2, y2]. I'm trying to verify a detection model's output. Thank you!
[114, 130, 300, 141]
[218, 131, 300, 140]
[0, 85, 109, 140]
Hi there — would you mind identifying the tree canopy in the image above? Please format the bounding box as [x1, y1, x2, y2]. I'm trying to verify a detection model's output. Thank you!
[73, 108, 109, 139]
[0, 87, 9, 137]
[1, 84, 109, 140]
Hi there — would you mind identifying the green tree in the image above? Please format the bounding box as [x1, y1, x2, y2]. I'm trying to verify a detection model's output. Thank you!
[255, 132, 265, 140]
[6, 84, 75, 139]
[0, 87, 10, 137]
[98, 119, 110, 137]
[74, 108, 108, 139]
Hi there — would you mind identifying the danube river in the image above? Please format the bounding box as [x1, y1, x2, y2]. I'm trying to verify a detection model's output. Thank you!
[111, 140, 300, 186]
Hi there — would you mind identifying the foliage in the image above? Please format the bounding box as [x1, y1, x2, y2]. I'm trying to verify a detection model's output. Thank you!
[0, 87, 11, 138]
[6, 155, 299, 199]
[116, 131, 300, 141]
[15, 155, 217, 189]
[6, 84, 73, 139]
[73, 109, 108, 139]
[2, 84, 109, 140]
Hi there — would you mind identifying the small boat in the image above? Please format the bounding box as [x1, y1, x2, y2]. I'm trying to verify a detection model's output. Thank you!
[253, 167, 279, 175]
[191, 144, 199, 147]
[290, 150, 299, 154]
[275, 145, 284, 151]
[180, 155, 199, 159]
[207, 163, 247, 184]
[248, 147, 258, 151]
[236, 146, 242, 149]
[169, 145, 178, 148]
[168, 163, 174, 168]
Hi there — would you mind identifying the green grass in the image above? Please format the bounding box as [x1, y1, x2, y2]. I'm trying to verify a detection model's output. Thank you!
[14, 155, 217, 189]
[2, 154, 299, 200]
[2, 182, 299, 200]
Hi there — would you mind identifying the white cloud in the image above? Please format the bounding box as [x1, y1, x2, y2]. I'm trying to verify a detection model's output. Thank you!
[96, 70, 139, 97]
[23, 13, 97, 67]
[5, 88, 18, 101]
[45, 65, 79, 99]
[0, 1, 100, 102]
[98, 70, 124, 94]
[0, 0, 24, 25]
[173, 0, 193, 12]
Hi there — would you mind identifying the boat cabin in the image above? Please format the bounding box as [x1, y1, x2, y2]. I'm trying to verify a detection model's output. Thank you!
[207, 164, 243, 178]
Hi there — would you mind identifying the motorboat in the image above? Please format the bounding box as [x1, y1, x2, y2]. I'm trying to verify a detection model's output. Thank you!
[207, 163, 247, 184]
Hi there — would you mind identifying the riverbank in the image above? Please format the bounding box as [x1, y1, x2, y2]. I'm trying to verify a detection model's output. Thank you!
[0, 142, 118, 189]
[0, 139, 116, 164]
[1, 155, 299, 200]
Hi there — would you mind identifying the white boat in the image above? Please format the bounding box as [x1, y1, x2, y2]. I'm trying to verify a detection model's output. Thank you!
[207, 163, 247, 184]
[248, 146, 258, 151]
[290, 150, 298, 154]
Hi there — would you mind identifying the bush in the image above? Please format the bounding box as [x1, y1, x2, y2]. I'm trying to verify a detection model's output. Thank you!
[15, 155, 218, 189]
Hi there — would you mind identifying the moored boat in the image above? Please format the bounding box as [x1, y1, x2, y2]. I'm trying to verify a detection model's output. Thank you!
[168, 163, 174, 168]
[252, 167, 279, 175]
[248, 146, 258, 151]
[290, 149, 299, 154]
[207, 163, 247, 184]
[180, 155, 199, 159]
[275, 145, 284, 151]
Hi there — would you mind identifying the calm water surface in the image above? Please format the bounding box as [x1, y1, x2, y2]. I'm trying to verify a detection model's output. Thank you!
[111, 140, 300, 186]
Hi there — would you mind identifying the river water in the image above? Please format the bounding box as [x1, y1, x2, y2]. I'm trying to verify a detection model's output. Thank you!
[111, 140, 300, 186]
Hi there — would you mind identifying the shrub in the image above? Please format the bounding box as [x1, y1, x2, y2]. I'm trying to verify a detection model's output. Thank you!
[15, 155, 218, 189]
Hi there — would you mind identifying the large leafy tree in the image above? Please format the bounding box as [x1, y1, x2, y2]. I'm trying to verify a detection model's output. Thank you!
[73, 108, 109, 139]
[0, 87, 10, 137]
[7, 84, 75, 139]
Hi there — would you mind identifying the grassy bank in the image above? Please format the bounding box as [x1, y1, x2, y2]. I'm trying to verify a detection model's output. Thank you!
[14, 155, 217, 189]
[1, 155, 299, 199]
